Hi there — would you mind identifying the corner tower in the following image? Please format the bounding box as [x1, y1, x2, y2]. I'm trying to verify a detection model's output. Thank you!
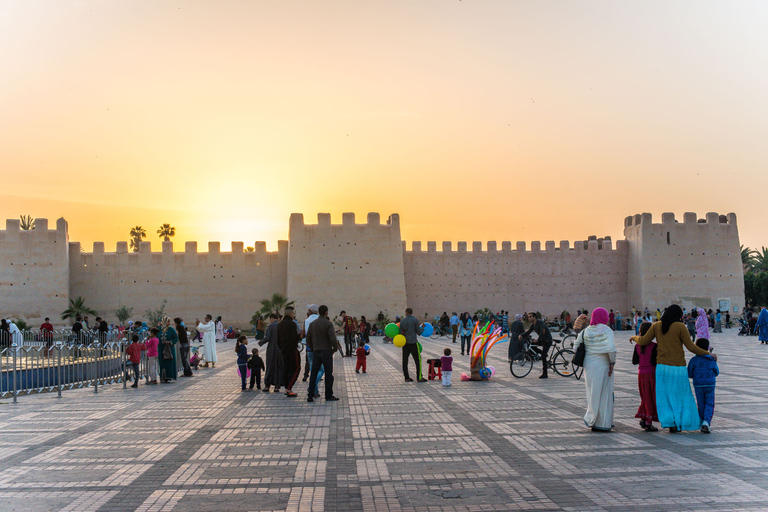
[624, 212, 744, 313]
[286, 213, 407, 318]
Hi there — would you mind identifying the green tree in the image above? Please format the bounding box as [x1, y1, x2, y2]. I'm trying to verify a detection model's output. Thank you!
[256, 293, 295, 318]
[752, 247, 768, 274]
[61, 296, 97, 321]
[145, 299, 168, 327]
[157, 223, 176, 242]
[741, 245, 756, 274]
[19, 214, 35, 230]
[246, 246, 255, 252]
[129, 226, 146, 252]
[114, 306, 134, 324]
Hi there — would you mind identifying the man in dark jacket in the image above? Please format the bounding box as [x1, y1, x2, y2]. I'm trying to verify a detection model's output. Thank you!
[519, 312, 553, 379]
[277, 307, 301, 397]
[306, 305, 339, 402]
[400, 308, 425, 382]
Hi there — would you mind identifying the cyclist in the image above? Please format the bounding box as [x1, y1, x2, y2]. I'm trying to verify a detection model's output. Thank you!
[518, 312, 553, 379]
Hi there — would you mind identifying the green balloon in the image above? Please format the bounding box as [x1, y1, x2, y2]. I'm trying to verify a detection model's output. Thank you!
[417, 341, 423, 354]
[384, 323, 399, 338]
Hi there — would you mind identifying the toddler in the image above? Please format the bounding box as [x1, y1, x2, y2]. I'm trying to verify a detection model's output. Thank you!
[632, 322, 658, 431]
[688, 338, 719, 433]
[355, 340, 367, 373]
[248, 348, 265, 390]
[441, 348, 453, 386]
[145, 328, 160, 385]
[125, 335, 146, 388]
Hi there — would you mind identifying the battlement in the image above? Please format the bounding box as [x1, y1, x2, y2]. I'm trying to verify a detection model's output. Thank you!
[624, 211, 737, 228]
[405, 238, 628, 253]
[69, 239, 288, 256]
[289, 212, 401, 229]
[0, 217, 69, 243]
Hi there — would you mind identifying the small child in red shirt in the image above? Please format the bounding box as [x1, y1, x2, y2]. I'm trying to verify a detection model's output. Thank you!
[355, 341, 368, 373]
[145, 328, 160, 385]
[125, 335, 146, 388]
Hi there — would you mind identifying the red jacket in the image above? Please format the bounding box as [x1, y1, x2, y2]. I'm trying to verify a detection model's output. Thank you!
[126, 342, 146, 364]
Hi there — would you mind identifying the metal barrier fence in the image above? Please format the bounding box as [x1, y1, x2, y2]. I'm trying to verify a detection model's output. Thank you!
[0, 337, 190, 402]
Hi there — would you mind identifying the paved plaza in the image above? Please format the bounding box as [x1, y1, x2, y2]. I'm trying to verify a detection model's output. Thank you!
[1, 327, 767, 511]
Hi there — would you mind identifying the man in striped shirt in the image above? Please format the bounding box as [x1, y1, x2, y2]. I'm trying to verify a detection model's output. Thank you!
[573, 310, 589, 333]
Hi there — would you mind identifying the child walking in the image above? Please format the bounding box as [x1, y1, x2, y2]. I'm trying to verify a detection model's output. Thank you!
[125, 335, 146, 388]
[248, 348, 265, 390]
[355, 340, 367, 373]
[146, 328, 160, 385]
[632, 322, 658, 431]
[236, 335, 250, 391]
[441, 348, 453, 387]
[688, 338, 719, 433]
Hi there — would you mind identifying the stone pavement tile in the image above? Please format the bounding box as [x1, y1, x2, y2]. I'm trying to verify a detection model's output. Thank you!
[1, 329, 768, 511]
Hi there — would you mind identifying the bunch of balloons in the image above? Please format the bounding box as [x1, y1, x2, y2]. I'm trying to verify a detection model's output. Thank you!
[468, 321, 508, 380]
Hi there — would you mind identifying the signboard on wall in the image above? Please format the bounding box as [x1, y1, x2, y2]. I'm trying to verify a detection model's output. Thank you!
[718, 299, 730, 313]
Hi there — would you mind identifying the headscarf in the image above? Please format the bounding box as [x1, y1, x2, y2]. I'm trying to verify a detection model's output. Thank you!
[515, 314, 522, 321]
[590, 307, 609, 326]
[661, 305, 684, 334]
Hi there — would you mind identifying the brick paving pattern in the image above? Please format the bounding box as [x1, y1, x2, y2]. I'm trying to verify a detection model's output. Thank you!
[1, 328, 766, 511]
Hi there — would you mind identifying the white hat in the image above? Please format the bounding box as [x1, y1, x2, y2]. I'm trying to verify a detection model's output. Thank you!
[307, 304, 319, 313]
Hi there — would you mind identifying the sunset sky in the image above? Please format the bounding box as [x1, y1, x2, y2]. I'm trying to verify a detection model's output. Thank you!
[2, 1, 767, 251]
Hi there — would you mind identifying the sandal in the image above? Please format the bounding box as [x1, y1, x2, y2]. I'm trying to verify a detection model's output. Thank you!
[644, 425, 659, 432]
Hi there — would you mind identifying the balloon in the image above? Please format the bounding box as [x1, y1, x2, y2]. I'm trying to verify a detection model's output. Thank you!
[488, 366, 496, 377]
[364, 344, 370, 351]
[393, 334, 406, 347]
[417, 341, 423, 354]
[421, 322, 433, 337]
[460, 373, 471, 381]
[384, 323, 399, 338]
[479, 367, 491, 379]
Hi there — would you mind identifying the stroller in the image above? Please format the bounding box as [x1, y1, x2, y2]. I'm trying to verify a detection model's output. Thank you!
[737, 318, 751, 336]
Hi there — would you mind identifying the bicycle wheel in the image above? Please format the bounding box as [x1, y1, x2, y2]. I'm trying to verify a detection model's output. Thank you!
[510, 352, 533, 378]
[552, 349, 577, 377]
[561, 334, 576, 350]
[431, 331, 440, 340]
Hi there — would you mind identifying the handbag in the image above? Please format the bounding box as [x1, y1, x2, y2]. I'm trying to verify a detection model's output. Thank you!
[572, 331, 586, 367]
[162, 342, 174, 360]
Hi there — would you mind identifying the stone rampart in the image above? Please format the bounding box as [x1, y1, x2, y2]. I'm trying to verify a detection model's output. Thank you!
[68, 238, 287, 328]
[287, 212, 407, 319]
[0, 211, 745, 327]
[0, 218, 70, 324]
[403, 238, 628, 318]
[624, 211, 743, 313]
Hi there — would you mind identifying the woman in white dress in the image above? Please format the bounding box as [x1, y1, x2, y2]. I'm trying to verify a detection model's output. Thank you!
[196, 315, 217, 368]
[573, 307, 616, 432]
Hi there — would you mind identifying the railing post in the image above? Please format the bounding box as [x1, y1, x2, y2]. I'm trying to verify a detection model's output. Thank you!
[56, 341, 62, 398]
[11, 342, 17, 404]
[93, 342, 99, 394]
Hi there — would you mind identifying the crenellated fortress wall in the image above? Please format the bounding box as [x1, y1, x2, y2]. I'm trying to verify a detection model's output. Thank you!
[0, 218, 70, 322]
[404, 238, 628, 317]
[67, 238, 288, 329]
[0, 211, 745, 326]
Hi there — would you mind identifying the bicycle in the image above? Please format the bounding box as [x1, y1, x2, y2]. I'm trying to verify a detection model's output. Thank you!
[509, 336, 582, 379]
[430, 325, 453, 339]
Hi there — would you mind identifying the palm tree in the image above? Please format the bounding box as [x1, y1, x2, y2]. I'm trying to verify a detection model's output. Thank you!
[19, 214, 35, 230]
[256, 293, 295, 318]
[741, 245, 756, 274]
[752, 247, 768, 274]
[129, 226, 146, 252]
[61, 296, 97, 321]
[246, 246, 255, 252]
[157, 223, 176, 241]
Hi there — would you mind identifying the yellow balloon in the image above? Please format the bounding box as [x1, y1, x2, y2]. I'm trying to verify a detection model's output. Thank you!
[393, 334, 406, 347]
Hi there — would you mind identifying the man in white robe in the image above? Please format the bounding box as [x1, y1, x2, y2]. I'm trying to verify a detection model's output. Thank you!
[196, 315, 217, 368]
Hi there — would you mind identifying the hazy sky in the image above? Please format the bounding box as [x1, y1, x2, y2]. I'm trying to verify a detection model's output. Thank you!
[2, 1, 767, 251]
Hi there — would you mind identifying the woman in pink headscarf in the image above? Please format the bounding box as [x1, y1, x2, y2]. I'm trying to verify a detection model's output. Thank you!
[694, 308, 709, 341]
[573, 307, 616, 432]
